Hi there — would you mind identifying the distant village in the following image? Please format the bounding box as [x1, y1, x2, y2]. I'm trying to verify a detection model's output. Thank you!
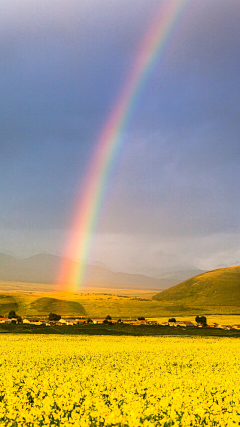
[1, 312, 240, 331]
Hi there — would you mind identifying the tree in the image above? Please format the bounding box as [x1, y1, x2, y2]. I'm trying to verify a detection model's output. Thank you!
[138, 317, 145, 320]
[8, 311, 22, 323]
[87, 318, 93, 324]
[195, 315, 207, 326]
[48, 313, 61, 321]
[8, 310, 17, 319]
[168, 318, 176, 323]
[105, 315, 112, 320]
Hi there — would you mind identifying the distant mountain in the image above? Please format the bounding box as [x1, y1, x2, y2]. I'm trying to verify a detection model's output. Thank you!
[153, 266, 240, 307]
[156, 269, 207, 282]
[0, 253, 172, 290]
[144, 266, 206, 281]
[0, 253, 60, 285]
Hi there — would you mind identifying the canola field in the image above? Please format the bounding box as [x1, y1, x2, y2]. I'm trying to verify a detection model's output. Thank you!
[0, 335, 240, 426]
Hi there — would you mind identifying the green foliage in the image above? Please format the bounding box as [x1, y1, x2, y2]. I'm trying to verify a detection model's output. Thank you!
[105, 315, 112, 320]
[168, 318, 176, 323]
[87, 318, 93, 323]
[138, 317, 145, 320]
[103, 319, 113, 324]
[8, 310, 17, 319]
[8, 311, 22, 323]
[48, 313, 61, 321]
[195, 315, 207, 326]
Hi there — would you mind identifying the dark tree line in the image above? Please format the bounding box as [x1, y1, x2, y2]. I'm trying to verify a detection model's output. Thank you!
[48, 313, 61, 321]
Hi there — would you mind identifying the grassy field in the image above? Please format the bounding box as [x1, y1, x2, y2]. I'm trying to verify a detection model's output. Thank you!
[150, 314, 240, 326]
[0, 291, 165, 318]
[1, 288, 240, 320]
[0, 280, 158, 298]
[1, 335, 240, 426]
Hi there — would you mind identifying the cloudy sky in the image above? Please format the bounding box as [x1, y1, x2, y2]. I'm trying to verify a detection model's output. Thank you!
[1, 0, 240, 274]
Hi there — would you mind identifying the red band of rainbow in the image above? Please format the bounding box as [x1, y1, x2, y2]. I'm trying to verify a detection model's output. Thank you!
[57, 0, 188, 292]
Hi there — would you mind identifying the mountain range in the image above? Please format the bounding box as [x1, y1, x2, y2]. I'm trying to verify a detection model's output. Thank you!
[0, 253, 205, 291]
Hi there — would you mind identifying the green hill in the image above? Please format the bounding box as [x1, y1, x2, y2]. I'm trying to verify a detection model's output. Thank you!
[29, 297, 87, 315]
[0, 291, 163, 318]
[153, 266, 240, 309]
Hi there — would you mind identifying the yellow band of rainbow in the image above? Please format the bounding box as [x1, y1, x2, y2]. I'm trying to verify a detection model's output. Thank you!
[57, 0, 188, 292]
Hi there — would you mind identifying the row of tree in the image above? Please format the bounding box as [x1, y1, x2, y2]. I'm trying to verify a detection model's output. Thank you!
[168, 316, 207, 326]
[7, 311, 207, 326]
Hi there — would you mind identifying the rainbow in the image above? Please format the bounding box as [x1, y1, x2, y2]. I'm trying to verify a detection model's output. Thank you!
[57, 0, 187, 292]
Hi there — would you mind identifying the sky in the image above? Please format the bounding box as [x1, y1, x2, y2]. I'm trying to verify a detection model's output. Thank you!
[1, 0, 240, 275]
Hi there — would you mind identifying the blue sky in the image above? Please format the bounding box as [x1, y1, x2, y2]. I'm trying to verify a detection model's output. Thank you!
[1, 0, 240, 274]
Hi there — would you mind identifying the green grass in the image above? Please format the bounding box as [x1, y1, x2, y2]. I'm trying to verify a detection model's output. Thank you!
[28, 297, 87, 315]
[1, 289, 240, 319]
[0, 291, 166, 318]
[150, 314, 240, 326]
[1, 322, 240, 338]
[153, 266, 240, 310]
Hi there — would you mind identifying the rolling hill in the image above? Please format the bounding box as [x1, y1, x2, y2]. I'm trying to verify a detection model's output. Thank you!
[153, 266, 240, 308]
[0, 292, 164, 318]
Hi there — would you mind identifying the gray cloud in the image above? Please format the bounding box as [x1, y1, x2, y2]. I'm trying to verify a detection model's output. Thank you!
[1, 0, 240, 272]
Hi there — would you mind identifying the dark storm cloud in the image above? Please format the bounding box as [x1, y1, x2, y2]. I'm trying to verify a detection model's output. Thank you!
[0, 0, 240, 257]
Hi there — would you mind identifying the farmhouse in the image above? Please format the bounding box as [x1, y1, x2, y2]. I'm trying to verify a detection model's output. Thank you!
[91, 318, 105, 324]
[0, 318, 11, 324]
[23, 318, 46, 326]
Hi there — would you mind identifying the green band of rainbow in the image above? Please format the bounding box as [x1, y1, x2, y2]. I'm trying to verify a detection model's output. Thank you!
[57, 0, 188, 292]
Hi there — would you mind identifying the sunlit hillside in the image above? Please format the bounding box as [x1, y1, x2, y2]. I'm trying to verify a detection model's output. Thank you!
[153, 266, 240, 309]
[0, 289, 165, 318]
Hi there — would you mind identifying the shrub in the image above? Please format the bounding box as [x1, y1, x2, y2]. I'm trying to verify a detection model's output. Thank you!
[195, 316, 207, 326]
[8, 311, 17, 319]
[103, 319, 112, 325]
[8, 311, 22, 323]
[49, 313, 61, 321]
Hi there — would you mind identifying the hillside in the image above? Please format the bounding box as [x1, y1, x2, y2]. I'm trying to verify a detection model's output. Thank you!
[153, 266, 240, 308]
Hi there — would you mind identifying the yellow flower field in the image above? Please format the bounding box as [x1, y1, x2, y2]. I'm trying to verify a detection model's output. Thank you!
[0, 335, 240, 426]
